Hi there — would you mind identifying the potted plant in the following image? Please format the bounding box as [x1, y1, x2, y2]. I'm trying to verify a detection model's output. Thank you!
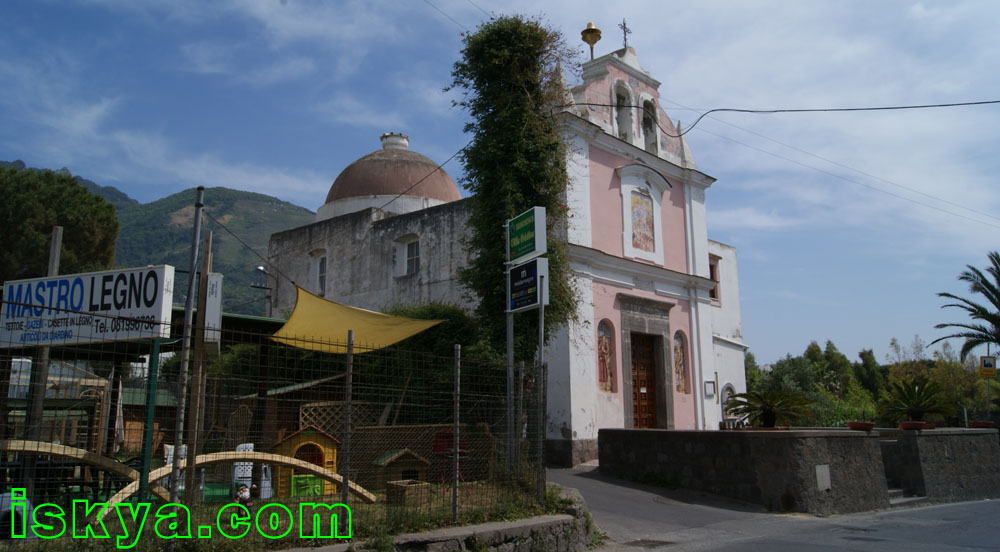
[725, 389, 811, 428]
[847, 406, 876, 431]
[879, 379, 955, 430]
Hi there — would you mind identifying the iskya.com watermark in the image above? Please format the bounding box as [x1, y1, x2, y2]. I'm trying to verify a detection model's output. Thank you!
[7, 488, 353, 548]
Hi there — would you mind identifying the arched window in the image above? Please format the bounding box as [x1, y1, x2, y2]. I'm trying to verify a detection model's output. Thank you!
[673, 332, 689, 394]
[721, 384, 736, 419]
[642, 100, 658, 154]
[597, 319, 616, 392]
[614, 83, 633, 143]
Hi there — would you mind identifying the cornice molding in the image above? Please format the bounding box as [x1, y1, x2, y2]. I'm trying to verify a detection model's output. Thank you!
[556, 113, 716, 189]
[566, 243, 717, 296]
[713, 334, 748, 350]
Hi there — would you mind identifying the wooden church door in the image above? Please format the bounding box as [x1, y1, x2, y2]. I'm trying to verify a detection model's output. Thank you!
[631, 333, 658, 428]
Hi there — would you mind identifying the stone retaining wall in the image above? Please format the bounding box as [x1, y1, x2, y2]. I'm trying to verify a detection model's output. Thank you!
[599, 428, 890, 515]
[879, 428, 1000, 502]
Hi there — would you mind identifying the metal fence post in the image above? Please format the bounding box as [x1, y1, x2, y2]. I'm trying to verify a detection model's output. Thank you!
[536, 362, 547, 504]
[516, 361, 524, 471]
[340, 330, 353, 535]
[453, 344, 460, 522]
[138, 338, 162, 504]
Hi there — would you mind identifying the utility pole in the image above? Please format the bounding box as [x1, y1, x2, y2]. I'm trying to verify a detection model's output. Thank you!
[23, 226, 61, 504]
[185, 230, 212, 505]
[169, 187, 205, 507]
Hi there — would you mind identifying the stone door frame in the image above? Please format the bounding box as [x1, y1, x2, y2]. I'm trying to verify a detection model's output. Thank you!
[617, 294, 675, 429]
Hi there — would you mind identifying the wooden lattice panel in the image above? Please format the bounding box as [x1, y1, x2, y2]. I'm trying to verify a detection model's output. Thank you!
[300, 401, 382, 435]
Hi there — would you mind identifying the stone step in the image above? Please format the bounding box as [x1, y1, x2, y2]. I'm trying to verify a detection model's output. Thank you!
[889, 494, 927, 509]
[887, 488, 905, 500]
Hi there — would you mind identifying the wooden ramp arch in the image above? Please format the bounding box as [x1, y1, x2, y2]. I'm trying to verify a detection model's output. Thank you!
[0, 440, 172, 502]
[98, 451, 377, 521]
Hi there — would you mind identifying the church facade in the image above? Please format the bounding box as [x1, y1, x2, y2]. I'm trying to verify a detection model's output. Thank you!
[267, 46, 747, 466]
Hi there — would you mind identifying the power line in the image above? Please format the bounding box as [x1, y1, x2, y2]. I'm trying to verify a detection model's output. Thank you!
[377, 142, 468, 211]
[465, 0, 491, 18]
[566, 98, 1000, 228]
[201, 210, 297, 286]
[684, 100, 1000, 137]
[689, 123, 1000, 231]
[422, 0, 469, 32]
[566, 99, 1000, 138]
[660, 98, 1000, 225]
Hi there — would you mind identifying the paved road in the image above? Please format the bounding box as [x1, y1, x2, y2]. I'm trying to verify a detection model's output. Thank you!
[549, 464, 1000, 551]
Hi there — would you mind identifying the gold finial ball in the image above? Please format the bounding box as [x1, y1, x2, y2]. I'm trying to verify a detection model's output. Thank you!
[581, 22, 602, 47]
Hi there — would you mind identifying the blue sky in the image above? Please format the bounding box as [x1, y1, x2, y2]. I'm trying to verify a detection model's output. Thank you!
[2, 1, 999, 365]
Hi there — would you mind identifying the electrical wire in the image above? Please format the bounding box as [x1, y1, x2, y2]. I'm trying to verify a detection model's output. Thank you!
[422, 0, 470, 32]
[201, 210, 297, 286]
[660, 98, 1000, 225]
[691, 124, 1000, 231]
[465, 0, 491, 18]
[567, 100, 1000, 138]
[377, 142, 469, 211]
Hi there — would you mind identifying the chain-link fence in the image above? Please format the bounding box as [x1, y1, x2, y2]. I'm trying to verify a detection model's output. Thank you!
[0, 298, 547, 546]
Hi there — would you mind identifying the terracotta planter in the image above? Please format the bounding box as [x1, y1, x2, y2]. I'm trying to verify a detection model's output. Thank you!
[970, 420, 995, 429]
[847, 421, 875, 431]
[923, 422, 937, 430]
[898, 421, 926, 431]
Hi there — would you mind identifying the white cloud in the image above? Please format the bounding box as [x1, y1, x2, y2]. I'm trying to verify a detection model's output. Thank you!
[111, 130, 326, 206]
[245, 57, 316, 86]
[708, 207, 803, 231]
[179, 42, 236, 75]
[312, 94, 406, 130]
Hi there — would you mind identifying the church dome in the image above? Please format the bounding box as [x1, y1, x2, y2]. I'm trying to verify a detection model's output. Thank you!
[317, 133, 460, 220]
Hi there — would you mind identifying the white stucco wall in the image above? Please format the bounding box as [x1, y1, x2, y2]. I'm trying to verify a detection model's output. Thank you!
[706, 239, 748, 427]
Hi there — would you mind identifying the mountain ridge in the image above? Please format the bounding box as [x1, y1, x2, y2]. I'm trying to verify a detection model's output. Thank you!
[2, 160, 316, 315]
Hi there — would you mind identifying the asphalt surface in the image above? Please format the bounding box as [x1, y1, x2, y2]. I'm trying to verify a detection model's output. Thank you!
[549, 463, 1000, 551]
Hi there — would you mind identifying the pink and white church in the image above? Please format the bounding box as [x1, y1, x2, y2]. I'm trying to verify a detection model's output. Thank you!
[268, 44, 747, 466]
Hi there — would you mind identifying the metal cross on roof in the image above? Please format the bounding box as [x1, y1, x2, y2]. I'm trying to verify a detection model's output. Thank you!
[618, 18, 632, 49]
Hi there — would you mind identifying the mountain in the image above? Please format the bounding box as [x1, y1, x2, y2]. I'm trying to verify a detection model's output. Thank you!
[2, 160, 314, 316]
[115, 187, 315, 316]
[71, 173, 139, 211]
[3, 160, 138, 210]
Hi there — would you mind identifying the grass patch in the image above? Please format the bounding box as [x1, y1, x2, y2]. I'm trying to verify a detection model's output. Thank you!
[7, 479, 569, 551]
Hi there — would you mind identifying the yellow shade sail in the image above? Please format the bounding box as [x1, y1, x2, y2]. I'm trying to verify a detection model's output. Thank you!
[270, 286, 443, 354]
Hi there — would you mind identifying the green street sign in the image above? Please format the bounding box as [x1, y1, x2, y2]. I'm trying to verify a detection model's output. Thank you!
[507, 207, 546, 264]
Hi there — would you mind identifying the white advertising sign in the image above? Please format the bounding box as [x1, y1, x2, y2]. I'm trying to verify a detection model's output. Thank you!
[205, 272, 223, 344]
[1, 265, 175, 348]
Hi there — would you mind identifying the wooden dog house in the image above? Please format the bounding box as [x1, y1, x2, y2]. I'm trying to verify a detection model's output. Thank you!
[271, 425, 340, 497]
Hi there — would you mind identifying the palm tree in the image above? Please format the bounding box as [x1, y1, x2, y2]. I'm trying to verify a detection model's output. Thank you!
[878, 379, 955, 422]
[725, 389, 812, 428]
[931, 251, 1000, 360]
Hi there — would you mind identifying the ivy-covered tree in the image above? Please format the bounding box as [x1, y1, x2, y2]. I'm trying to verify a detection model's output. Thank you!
[0, 166, 118, 283]
[449, 15, 578, 360]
